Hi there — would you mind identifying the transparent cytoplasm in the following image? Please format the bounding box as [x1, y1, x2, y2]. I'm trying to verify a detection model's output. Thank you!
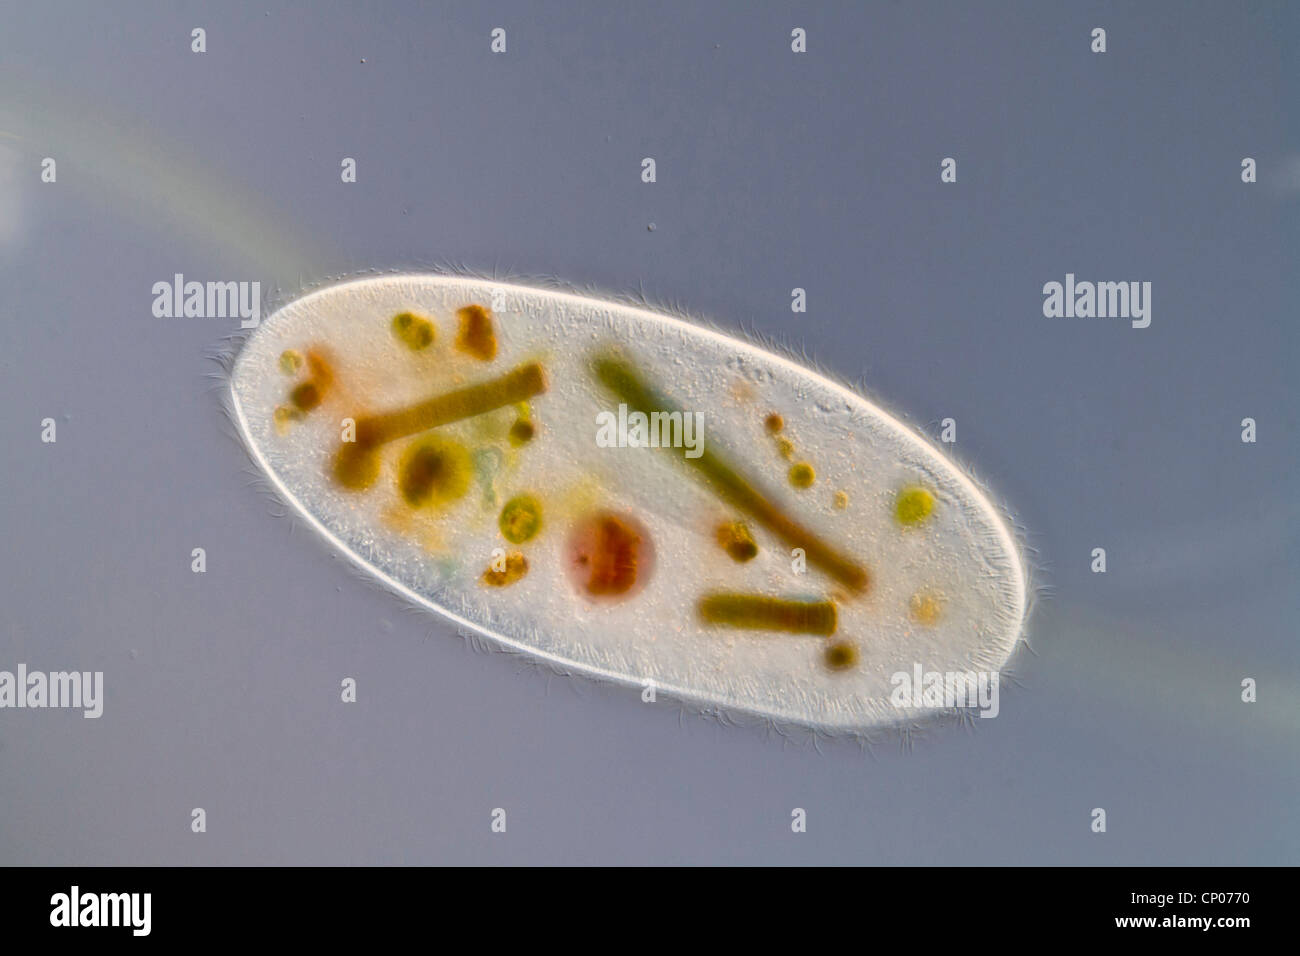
[229, 275, 1028, 732]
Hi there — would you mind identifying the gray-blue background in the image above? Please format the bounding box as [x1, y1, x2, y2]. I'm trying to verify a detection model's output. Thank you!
[0, 1, 1295, 864]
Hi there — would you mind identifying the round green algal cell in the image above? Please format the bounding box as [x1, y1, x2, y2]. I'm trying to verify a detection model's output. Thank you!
[391, 311, 435, 351]
[499, 494, 542, 544]
[895, 486, 935, 526]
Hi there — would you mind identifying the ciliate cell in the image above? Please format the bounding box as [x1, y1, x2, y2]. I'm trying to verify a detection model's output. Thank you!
[229, 275, 1029, 732]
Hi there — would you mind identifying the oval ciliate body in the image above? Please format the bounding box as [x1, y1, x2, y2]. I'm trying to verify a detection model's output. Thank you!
[229, 275, 1028, 732]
